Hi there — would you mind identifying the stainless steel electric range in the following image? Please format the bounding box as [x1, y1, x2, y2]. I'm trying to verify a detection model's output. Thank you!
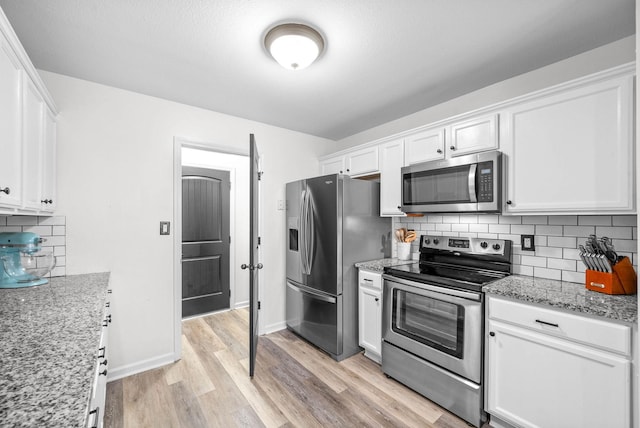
[382, 234, 512, 428]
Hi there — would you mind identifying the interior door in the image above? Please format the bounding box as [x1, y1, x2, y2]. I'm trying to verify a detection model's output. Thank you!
[248, 134, 262, 377]
[181, 167, 230, 317]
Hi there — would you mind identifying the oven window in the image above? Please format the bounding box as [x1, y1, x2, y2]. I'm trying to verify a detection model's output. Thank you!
[392, 289, 464, 358]
[403, 165, 471, 205]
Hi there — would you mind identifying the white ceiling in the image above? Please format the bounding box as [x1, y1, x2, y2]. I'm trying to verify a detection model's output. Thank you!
[0, 0, 634, 140]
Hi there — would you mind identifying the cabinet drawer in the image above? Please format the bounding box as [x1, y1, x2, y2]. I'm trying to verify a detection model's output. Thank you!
[488, 296, 631, 356]
[359, 269, 382, 291]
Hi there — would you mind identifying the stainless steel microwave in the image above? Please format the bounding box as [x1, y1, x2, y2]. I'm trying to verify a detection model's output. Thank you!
[401, 151, 502, 213]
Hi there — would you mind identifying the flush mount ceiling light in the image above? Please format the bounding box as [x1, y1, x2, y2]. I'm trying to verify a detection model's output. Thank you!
[264, 23, 325, 71]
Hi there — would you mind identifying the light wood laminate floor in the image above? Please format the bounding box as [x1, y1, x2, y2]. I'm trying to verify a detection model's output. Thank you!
[104, 309, 479, 427]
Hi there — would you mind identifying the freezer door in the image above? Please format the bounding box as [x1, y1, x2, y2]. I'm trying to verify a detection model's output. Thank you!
[304, 175, 340, 295]
[285, 180, 303, 285]
[286, 281, 341, 356]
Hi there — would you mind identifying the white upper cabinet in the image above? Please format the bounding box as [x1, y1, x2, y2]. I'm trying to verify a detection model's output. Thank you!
[0, 8, 57, 215]
[448, 113, 499, 157]
[320, 155, 345, 175]
[403, 127, 445, 165]
[41, 108, 57, 212]
[501, 68, 634, 215]
[0, 35, 23, 208]
[22, 76, 45, 211]
[379, 138, 405, 217]
[320, 145, 379, 177]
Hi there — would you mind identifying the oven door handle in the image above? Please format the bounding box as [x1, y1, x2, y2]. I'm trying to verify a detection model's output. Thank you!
[382, 274, 482, 302]
[468, 163, 477, 203]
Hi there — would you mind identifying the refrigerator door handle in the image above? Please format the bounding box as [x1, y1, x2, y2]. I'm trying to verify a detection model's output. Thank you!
[287, 281, 336, 304]
[299, 190, 309, 274]
[306, 190, 315, 273]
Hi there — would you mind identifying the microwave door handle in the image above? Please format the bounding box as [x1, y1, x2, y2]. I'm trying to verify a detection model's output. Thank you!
[468, 163, 477, 203]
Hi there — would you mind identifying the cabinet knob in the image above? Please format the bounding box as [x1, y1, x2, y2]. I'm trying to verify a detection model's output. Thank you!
[346, 169, 350, 172]
[0, 187, 10, 195]
[339, 170, 343, 174]
[449, 146, 456, 150]
[436, 149, 442, 154]
[506, 200, 512, 205]
[100, 359, 108, 366]
[489, 332, 495, 337]
[375, 297, 379, 302]
[99, 369, 108, 376]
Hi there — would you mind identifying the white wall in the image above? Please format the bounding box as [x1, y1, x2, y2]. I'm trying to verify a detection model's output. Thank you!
[41, 70, 338, 378]
[181, 147, 251, 308]
[337, 36, 636, 148]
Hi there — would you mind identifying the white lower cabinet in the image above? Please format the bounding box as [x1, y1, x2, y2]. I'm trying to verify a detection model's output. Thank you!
[358, 269, 382, 363]
[86, 292, 112, 428]
[486, 296, 631, 428]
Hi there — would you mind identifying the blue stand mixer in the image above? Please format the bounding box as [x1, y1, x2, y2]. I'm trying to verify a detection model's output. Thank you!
[0, 232, 56, 288]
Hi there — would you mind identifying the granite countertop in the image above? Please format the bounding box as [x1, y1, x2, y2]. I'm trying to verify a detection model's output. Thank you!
[355, 258, 416, 273]
[0, 272, 111, 427]
[484, 275, 637, 324]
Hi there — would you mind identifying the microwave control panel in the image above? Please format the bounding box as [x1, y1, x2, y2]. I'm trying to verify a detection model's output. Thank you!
[477, 161, 493, 202]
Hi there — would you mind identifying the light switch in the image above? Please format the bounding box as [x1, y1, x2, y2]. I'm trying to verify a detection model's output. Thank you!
[160, 221, 171, 235]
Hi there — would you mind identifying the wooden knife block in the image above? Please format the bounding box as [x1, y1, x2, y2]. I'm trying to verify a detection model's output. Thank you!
[585, 257, 637, 295]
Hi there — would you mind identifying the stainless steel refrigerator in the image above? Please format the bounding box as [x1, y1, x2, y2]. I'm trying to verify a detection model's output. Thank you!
[286, 174, 391, 361]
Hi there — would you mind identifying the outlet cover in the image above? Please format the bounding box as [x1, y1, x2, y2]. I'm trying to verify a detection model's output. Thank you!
[521, 234, 535, 251]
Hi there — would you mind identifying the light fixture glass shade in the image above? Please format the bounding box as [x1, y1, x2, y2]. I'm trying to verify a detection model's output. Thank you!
[265, 23, 324, 70]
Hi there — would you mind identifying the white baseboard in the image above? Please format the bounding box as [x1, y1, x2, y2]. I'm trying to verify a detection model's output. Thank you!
[234, 300, 249, 309]
[264, 320, 287, 335]
[107, 352, 177, 382]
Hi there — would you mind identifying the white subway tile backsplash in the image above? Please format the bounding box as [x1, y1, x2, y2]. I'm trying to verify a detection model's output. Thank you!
[52, 226, 66, 236]
[522, 216, 548, 225]
[578, 215, 612, 226]
[38, 216, 66, 226]
[612, 216, 637, 227]
[24, 226, 53, 236]
[596, 226, 634, 239]
[478, 215, 499, 224]
[0, 226, 21, 233]
[7, 216, 37, 226]
[0, 217, 6, 226]
[442, 215, 460, 223]
[535, 246, 563, 258]
[547, 258, 576, 271]
[469, 224, 488, 233]
[547, 236, 577, 248]
[451, 223, 469, 232]
[392, 214, 637, 285]
[563, 226, 596, 237]
[548, 215, 578, 226]
[510, 225, 535, 235]
[489, 224, 511, 234]
[534, 267, 562, 280]
[521, 255, 547, 267]
[535, 225, 563, 236]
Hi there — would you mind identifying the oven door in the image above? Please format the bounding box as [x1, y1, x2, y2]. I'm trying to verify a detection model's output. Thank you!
[382, 275, 483, 383]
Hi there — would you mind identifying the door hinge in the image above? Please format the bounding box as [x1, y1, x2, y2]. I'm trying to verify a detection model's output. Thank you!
[258, 171, 263, 181]
[258, 236, 261, 245]
[258, 301, 261, 310]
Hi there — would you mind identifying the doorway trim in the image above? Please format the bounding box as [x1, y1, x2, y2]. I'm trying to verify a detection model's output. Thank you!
[173, 137, 249, 361]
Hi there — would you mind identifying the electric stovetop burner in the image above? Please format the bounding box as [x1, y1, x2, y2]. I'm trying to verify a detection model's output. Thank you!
[384, 234, 513, 292]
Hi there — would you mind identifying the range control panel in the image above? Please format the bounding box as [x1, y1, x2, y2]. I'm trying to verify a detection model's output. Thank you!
[421, 235, 507, 256]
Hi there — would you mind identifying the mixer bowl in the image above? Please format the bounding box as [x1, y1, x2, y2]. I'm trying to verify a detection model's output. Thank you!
[2, 251, 56, 282]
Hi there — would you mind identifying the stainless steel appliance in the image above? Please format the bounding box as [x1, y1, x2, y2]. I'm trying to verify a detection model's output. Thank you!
[382, 234, 512, 427]
[286, 174, 391, 361]
[401, 150, 502, 213]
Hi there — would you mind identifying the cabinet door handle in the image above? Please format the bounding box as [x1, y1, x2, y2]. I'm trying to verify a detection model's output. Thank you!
[535, 319, 559, 328]
[436, 149, 442, 154]
[88, 407, 100, 428]
[489, 331, 495, 337]
[0, 187, 9, 195]
[506, 200, 512, 205]
[449, 145, 456, 150]
[363, 278, 373, 282]
[374, 297, 379, 302]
